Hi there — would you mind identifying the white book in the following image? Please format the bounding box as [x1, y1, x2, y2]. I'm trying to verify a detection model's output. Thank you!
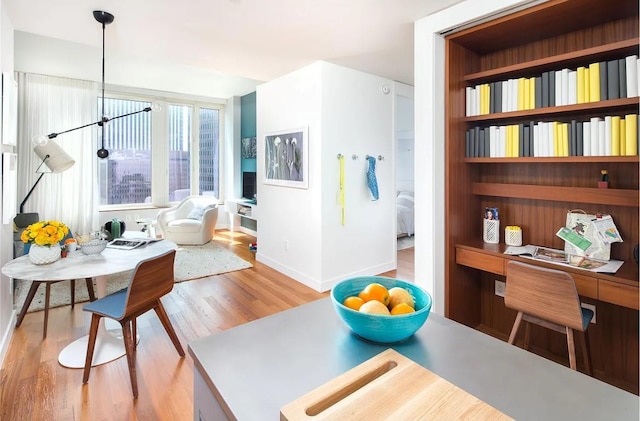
[498, 125, 506, 157]
[583, 121, 591, 156]
[561, 68, 570, 106]
[548, 122, 555, 157]
[501, 80, 509, 113]
[590, 117, 600, 156]
[598, 119, 606, 156]
[509, 78, 518, 112]
[555, 70, 563, 106]
[466, 86, 472, 116]
[604, 116, 612, 156]
[475, 85, 481, 116]
[568, 70, 577, 105]
[626, 55, 639, 97]
[489, 125, 497, 157]
[533, 123, 540, 157]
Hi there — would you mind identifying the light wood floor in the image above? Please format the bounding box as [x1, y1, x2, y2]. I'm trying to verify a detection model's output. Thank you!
[0, 230, 414, 421]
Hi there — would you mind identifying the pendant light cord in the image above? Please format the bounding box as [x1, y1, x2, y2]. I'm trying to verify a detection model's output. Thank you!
[100, 20, 106, 151]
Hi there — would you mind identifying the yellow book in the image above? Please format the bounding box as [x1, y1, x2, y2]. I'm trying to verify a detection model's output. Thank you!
[512, 124, 519, 157]
[620, 118, 626, 155]
[518, 78, 526, 111]
[561, 123, 569, 156]
[482, 83, 490, 115]
[611, 116, 621, 155]
[588, 62, 600, 102]
[576, 67, 586, 103]
[584, 68, 590, 103]
[529, 77, 536, 110]
[506, 124, 512, 157]
[625, 114, 638, 155]
[552, 121, 560, 156]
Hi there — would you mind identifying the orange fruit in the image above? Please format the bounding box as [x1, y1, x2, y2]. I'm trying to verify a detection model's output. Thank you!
[343, 296, 365, 311]
[390, 303, 415, 315]
[359, 300, 391, 315]
[64, 238, 77, 245]
[357, 283, 390, 306]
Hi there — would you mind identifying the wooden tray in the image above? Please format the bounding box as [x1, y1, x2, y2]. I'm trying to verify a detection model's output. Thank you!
[281, 348, 512, 420]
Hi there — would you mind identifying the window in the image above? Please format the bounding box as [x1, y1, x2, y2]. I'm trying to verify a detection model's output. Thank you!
[97, 94, 222, 208]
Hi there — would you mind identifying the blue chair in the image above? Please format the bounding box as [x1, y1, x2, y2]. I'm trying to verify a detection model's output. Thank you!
[82, 249, 184, 398]
[16, 229, 96, 339]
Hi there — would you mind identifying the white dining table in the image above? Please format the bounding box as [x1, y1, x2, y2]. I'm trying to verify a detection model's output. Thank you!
[1, 238, 177, 369]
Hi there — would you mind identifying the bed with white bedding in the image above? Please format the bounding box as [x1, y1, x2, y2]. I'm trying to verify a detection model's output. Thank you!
[396, 191, 414, 237]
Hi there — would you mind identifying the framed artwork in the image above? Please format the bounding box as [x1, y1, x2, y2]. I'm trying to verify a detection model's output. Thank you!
[241, 137, 257, 158]
[2, 72, 17, 146]
[264, 127, 308, 189]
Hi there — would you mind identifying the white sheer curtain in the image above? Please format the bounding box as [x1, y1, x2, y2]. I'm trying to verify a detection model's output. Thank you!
[16, 73, 99, 235]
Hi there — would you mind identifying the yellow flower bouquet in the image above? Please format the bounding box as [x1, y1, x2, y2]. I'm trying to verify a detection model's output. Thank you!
[21, 220, 69, 247]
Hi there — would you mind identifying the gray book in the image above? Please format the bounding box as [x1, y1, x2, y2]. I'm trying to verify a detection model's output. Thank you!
[599, 61, 608, 100]
[541, 71, 549, 107]
[607, 60, 619, 99]
[549, 70, 556, 106]
[535, 76, 542, 109]
[618, 58, 627, 98]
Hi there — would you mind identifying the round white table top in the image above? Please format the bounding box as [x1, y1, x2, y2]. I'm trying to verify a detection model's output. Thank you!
[1, 239, 177, 281]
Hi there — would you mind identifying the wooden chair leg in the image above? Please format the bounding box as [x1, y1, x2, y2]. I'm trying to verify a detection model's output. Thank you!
[566, 327, 577, 370]
[523, 321, 531, 350]
[15, 281, 41, 327]
[42, 283, 52, 339]
[508, 311, 523, 345]
[85, 278, 96, 302]
[70, 279, 76, 308]
[83, 314, 102, 383]
[122, 320, 139, 398]
[580, 329, 592, 376]
[153, 301, 185, 356]
[132, 319, 138, 350]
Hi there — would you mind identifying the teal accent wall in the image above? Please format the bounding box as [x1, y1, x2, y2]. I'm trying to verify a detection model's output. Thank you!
[241, 92, 257, 173]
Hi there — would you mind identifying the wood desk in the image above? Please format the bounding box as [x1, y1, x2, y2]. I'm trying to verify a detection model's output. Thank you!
[456, 242, 639, 310]
[188, 298, 639, 420]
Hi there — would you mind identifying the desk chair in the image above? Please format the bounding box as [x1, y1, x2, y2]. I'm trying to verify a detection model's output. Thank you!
[82, 249, 185, 398]
[504, 261, 593, 374]
[15, 227, 96, 339]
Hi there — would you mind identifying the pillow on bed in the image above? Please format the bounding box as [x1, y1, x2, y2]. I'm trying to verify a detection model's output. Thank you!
[396, 191, 414, 209]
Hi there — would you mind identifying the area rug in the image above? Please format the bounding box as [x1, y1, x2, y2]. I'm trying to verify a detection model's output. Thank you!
[14, 241, 253, 313]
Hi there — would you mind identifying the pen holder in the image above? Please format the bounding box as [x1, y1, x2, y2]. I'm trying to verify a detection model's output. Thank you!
[505, 226, 523, 246]
[483, 219, 500, 244]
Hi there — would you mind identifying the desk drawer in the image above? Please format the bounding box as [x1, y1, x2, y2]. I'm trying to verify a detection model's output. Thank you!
[573, 273, 598, 300]
[456, 248, 504, 275]
[599, 280, 639, 310]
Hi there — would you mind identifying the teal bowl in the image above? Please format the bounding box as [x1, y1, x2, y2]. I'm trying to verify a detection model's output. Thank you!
[331, 276, 432, 344]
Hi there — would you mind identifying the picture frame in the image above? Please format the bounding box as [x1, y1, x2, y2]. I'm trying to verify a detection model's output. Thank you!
[241, 137, 257, 159]
[264, 127, 308, 189]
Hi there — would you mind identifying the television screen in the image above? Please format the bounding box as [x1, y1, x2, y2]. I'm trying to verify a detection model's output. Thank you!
[242, 172, 257, 200]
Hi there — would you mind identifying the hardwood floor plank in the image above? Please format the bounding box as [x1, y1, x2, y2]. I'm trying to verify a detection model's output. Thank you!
[0, 230, 412, 420]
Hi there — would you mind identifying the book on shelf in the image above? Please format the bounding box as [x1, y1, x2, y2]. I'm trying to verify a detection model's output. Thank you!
[503, 244, 624, 274]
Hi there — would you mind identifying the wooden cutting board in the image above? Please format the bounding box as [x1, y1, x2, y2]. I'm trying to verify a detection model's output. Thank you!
[280, 348, 513, 420]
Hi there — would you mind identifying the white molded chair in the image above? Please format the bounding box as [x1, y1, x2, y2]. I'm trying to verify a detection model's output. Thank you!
[156, 195, 219, 245]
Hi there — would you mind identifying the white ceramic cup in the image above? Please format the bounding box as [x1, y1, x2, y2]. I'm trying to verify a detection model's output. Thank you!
[66, 242, 77, 252]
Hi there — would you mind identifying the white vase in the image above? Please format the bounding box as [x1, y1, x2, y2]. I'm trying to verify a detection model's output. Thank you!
[28, 244, 61, 265]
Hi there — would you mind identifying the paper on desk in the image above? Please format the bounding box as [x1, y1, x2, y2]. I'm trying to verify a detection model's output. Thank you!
[504, 244, 624, 274]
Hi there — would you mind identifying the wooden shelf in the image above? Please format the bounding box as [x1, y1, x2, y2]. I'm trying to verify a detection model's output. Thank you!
[465, 156, 639, 164]
[472, 183, 639, 207]
[464, 39, 640, 83]
[465, 97, 639, 124]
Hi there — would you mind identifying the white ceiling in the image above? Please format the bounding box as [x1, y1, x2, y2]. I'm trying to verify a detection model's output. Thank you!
[4, 0, 462, 96]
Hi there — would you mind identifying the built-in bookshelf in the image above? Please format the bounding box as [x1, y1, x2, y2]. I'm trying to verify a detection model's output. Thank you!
[444, 0, 639, 393]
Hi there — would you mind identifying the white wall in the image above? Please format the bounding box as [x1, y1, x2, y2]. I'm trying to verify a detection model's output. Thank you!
[414, 0, 542, 315]
[0, 0, 15, 365]
[257, 61, 395, 292]
[394, 83, 414, 193]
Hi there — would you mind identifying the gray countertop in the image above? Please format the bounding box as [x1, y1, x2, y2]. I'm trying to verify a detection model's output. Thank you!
[188, 297, 639, 421]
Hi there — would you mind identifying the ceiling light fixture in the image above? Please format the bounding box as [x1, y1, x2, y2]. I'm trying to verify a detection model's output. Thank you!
[32, 10, 159, 159]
